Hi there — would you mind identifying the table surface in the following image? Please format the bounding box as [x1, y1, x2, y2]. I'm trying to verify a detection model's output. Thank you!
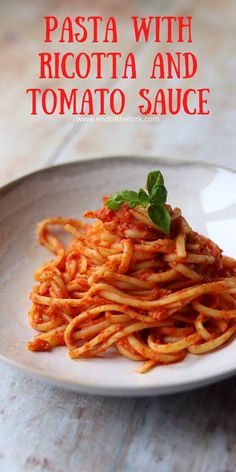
[1, 1, 236, 471]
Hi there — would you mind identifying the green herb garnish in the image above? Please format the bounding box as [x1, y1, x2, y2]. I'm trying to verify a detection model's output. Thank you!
[107, 170, 171, 234]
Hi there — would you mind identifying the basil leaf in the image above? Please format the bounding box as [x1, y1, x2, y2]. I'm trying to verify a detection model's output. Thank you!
[148, 205, 171, 234]
[138, 188, 150, 208]
[149, 185, 167, 205]
[107, 190, 139, 210]
[107, 170, 170, 234]
[147, 171, 164, 195]
[121, 190, 140, 207]
[107, 191, 124, 210]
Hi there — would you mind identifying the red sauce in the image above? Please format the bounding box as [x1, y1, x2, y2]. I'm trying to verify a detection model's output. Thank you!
[51, 330, 65, 346]
[27, 339, 50, 351]
[96, 204, 156, 239]
[148, 308, 168, 320]
[96, 207, 115, 223]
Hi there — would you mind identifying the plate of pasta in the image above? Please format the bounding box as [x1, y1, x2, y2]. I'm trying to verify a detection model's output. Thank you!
[0, 157, 235, 396]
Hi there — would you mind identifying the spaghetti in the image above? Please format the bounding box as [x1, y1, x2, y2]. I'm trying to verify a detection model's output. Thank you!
[27, 177, 236, 373]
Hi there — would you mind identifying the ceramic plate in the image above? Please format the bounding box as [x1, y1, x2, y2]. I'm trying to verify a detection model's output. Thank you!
[0, 157, 235, 396]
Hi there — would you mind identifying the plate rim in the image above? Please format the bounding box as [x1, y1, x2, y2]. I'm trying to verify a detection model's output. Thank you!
[0, 156, 235, 396]
[1, 352, 236, 396]
[0, 155, 235, 200]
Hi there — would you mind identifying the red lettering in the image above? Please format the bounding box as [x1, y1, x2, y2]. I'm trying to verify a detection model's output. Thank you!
[104, 16, 118, 42]
[54, 52, 60, 79]
[61, 53, 75, 79]
[42, 89, 57, 114]
[80, 89, 94, 115]
[91, 52, 106, 79]
[110, 89, 125, 114]
[178, 16, 192, 42]
[161, 16, 177, 42]
[132, 16, 154, 42]
[75, 53, 90, 78]
[123, 53, 136, 79]
[168, 88, 181, 114]
[183, 89, 196, 114]
[106, 52, 121, 79]
[166, 52, 181, 78]
[88, 16, 102, 42]
[154, 17, 161, 42]
[59, 17, 74, 43]
[26, 88, 41, 114]
[138, 89, 152, 114]
[183, 53, 197, 78]
[132, 16, 192, 43]
[44, 16, 58, 42]
[94, 88, 109, 114]
[150, 53, 165, 79]
[153, 89, 166, 114]
[74, 17, 87, 42]
[39, 53, 53, 79]
[58, 88, 78, 114]
[197, 88, 210, 115]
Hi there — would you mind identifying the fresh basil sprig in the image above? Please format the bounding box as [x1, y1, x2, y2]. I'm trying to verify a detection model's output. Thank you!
[107, 170, 171, 234]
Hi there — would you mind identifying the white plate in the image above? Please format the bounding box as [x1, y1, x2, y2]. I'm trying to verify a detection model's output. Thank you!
[0, 157, 235, 396]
